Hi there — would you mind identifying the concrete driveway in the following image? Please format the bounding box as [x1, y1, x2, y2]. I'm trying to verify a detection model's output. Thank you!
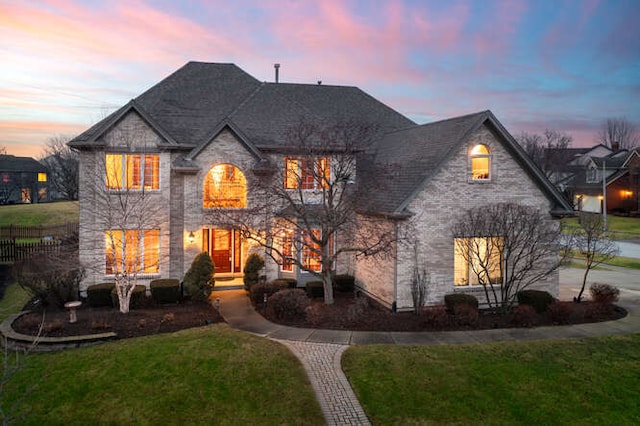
[560, 265, 640, 303]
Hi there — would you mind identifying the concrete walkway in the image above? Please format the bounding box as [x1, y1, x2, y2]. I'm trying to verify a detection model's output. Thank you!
[216, 286, 640, 426]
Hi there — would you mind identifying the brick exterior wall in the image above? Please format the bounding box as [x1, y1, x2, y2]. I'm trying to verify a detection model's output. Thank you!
[356, 124, 561, 311]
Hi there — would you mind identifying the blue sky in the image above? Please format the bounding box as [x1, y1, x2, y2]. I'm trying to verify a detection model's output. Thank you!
[1, 0, 638, 156]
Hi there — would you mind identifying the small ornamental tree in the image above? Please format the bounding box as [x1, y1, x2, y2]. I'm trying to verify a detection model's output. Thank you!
[243, 253, 265, 289]
[184, 252, 215, 302]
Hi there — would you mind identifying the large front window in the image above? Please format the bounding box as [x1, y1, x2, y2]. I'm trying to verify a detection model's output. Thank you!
[203, 164, 247, 208]
[105, 229, 160, 274]
[302, 229, 322, 272]
[284, 157, 330, 190]
[106, 154, 159, 190]
[454, 237, 503, 286]
[470, 144, 490, 181]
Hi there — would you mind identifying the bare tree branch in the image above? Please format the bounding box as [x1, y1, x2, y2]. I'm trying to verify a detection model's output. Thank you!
[597, 117, 640, 150]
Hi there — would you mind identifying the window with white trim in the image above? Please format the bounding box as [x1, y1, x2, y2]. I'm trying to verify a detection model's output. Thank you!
[106, 154, 159, 190]
[105, 229, 160, 274]
[469, 144, 491, 181]
[454, 237, 503, 286]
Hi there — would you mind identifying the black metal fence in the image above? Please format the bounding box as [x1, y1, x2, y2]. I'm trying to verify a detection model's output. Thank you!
[0, 222, 78, 239]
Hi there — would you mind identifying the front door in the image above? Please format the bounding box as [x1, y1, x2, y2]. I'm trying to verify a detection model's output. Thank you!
[204, 229, 242, 274]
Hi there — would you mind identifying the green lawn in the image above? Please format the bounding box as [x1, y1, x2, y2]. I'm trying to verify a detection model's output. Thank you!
[0, 283, 30, 322]
[563, 215, 640, 240]
[0, 201, 79, 227]
[343, 334, 640, 425]
[2, 325, 323, 425]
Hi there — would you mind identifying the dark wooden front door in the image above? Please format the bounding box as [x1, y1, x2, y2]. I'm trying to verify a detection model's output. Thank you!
[204, 229, 242, 274]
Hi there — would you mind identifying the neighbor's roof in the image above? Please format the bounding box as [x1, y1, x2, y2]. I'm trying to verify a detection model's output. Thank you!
[69, 61, 414, 150]
[358, 110, 574, 216]
[0, 155, 47, 173]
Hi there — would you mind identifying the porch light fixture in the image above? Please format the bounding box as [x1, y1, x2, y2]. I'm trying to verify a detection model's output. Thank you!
[187, 231, 196, 244]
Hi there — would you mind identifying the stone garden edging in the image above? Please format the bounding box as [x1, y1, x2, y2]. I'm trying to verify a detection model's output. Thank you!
[0, 311, 117, 352]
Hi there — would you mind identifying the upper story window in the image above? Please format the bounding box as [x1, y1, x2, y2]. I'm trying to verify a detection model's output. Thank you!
[203, 164, 247, 208]
[284, 157, 330, 190]
[586, 166, 598, 183]
[37, 173, 47, 182]
[106, 154, 159, 190]
[470, 144, 491, 181]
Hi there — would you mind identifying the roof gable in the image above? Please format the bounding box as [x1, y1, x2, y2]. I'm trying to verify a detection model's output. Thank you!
[0, 155, 47, 173]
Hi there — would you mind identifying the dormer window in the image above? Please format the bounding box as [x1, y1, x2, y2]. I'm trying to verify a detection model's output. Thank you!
[470, 144, 491, 181]
[586, 166, 598, 183]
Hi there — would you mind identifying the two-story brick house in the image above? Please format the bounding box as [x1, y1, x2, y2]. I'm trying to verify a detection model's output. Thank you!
[69, 62, 572, 310]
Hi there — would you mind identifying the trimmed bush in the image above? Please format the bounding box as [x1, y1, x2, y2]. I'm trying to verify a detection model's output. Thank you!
[243, 253, 265, 290]
[87, 282, 115, 307]
[111, 285, 148, 310]
[273, 278, 297, 289]
[589, 283, 619, 305]
[452, 303, 479, 326]
[334, 274, 355, 292]
[150, 279, 180, 304]
[184, 252, 215, 302]
[509, 304, 538, 327]
[517, 289, 555, 313]
[250, 280, 288, 305]
[305, 281, 324, 299]
[548, 301, 574, 324]
[266, 289, 310, 320]
[423, 306, 449, 328]
[444, 293, 478, 313]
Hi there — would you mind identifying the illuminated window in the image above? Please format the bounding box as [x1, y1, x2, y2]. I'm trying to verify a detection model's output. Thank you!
[302, 229, 322, 272]
[38, 188, 47, 201]
[105, 229, 160, 274]
[203, 164, 247, 208]
[21, 188, 31, 203]
[454, 237, 503, 286]
[105, 154, 159, 190]
[470, 144, 490, 181]
[38, 173, 47, 182]
[280, 230, 294, 272]
[284, 157, 330, 189]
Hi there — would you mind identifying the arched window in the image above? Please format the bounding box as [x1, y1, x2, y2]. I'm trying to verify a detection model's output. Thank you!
[470, 144, 491, 181]
[203, 164, 247, 208]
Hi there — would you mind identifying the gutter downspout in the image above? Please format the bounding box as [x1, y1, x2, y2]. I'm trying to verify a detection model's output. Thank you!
[392, 221, 398, 312]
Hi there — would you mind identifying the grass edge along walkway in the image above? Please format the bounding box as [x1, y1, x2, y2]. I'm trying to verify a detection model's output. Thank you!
[343, 333, 640, 425]
[2, 325, 324, 425]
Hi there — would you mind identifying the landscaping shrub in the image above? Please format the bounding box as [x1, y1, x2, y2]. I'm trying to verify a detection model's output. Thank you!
[423, 306, 449, 328]
[111, 285, 148, 310]
[273, 278, 298, 289]
[243, 253, 265, 290]
[509, 304, 538, 327]
[87, 282, 115, 307]
[346, 294, 369, 322]
[150, 279, 180, 304]
[266, 289, 310, 320]
[183, 252, 215, 302]
[334, 274, 355, 292]
[13, 255, 84, 308]
[444, 293, 478, 313]
[452, 303, 479, 326]
[250, 280, 288, 306]
[517, 289, 555, 313]
[589, 283, 620, 305]
[548, 301, 574, 324]
[305, 281, 324, 299]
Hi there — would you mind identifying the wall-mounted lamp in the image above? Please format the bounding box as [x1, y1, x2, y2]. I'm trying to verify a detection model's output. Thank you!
[187, 231, 196, 244]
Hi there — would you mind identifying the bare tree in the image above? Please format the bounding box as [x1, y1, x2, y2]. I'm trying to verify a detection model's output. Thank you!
[516, 129, 572, 178]
[409, 244, 429, 315]
[211, 120, 396, 305]
[0, 146, 6, 155]
[82, 126, 164, 314]
[597, 117, 639, 150]
[40, 135, 79, 200]
[572, 213, 619, 302]
[451, 203, 569, 313]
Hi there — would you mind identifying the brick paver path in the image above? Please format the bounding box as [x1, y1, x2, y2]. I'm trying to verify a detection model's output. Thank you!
[280, 340, 371, 426]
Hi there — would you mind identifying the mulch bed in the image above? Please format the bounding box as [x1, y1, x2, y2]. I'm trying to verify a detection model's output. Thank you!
[13, 300, 223, 339]
[12, 290, 627, 339]
[259, 290, 628, 332]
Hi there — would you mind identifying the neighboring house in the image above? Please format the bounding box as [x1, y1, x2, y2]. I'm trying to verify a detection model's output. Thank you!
[0, 155, 48, 204]
[69, 62, 572, 310]
[562, 147, 640, 214]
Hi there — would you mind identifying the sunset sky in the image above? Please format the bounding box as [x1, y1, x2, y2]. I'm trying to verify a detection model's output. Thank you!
[1, 0, 639, 157]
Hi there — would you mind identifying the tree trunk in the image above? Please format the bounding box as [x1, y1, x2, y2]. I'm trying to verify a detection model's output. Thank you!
[576, 258, 592, 302]
[322, 271, 334, 305]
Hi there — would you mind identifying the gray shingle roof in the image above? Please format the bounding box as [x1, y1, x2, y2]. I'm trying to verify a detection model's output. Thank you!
[0, 155, 47, 173]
